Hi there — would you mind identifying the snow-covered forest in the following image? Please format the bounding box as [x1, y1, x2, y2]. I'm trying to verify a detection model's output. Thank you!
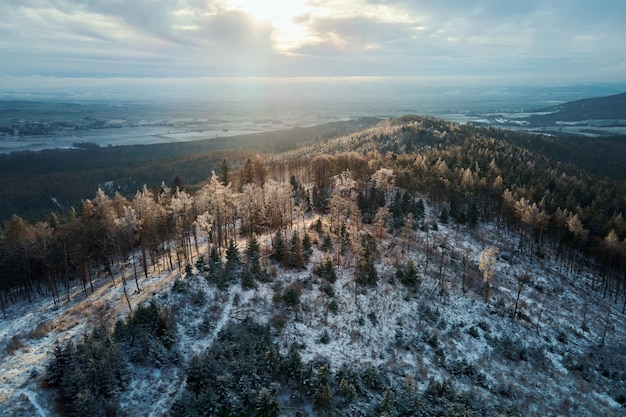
[0, 116, 624, 416]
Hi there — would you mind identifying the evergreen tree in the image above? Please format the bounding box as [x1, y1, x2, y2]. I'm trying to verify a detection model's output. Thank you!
[302, 233, 312, 263]
[224, 239, 241, 283]
[172, 175, 184, 192]
[355, 234, 378, 288]
[219, 158, 231, 186]
[207, 246, 223, 286]
[313, 218, 324, 234]
[256, 388, 280, 417]
[47, 325, 127, 416]
[288, 232, 304, 269]
[271, 231, 286, 264]
[245, 235, 262, 276]
[47, 341, 75, 387]
[413, 198, 426, 220]
[439, 207, 449, 224]
[314, 382, 335, 415]
[321, 234, 333, 253]
[397, 260, 420, 289]
[239, 158, 254, 189]
[72, 389, 105, 417]
[312, 185, 330, 213]
[339, 222, 351, 255]
[314, 258, 337, 283]
[113, 301, 178, 366]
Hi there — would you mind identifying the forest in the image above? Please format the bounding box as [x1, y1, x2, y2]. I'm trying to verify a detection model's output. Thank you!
[5, 115, 623, 311]
[0, 117, 379, 222]
[1, 115, 625, 416]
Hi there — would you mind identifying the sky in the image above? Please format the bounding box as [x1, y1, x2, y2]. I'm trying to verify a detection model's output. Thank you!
[1, 0, 626, 96]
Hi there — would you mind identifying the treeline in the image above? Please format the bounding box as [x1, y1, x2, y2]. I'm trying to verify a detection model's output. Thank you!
[0, 117, 380, 222]
[1, 116, 625, 316]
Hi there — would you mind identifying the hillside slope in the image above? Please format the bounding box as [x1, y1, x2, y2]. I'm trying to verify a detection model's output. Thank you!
[0, 114, 624, 416]
[527, 92, 626, 126]
[1, 195, 625, 416]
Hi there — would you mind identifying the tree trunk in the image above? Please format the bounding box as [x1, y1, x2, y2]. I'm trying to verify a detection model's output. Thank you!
[0, 293, 6, 319]
[131, 248, 140, 292]
[600, 305, 611, 348]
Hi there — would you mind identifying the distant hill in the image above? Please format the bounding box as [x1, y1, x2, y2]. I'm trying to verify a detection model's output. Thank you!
[527, 92, 626, 126]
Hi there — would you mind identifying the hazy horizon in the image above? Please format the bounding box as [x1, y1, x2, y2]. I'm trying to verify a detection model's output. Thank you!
[2, 78, 626, 114]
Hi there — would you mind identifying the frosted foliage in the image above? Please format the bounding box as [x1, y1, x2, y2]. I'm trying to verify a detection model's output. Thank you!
[566, 213, 588, 239]
[371, 168, 395, 192]
[478, 246, 498, 285]
[334, 170, 357, 195]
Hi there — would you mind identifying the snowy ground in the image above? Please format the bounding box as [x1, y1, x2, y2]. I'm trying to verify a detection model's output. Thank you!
[0, 205, 624, 416]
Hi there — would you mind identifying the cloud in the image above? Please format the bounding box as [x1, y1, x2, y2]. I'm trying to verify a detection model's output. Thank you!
[0, 0, 625, 84]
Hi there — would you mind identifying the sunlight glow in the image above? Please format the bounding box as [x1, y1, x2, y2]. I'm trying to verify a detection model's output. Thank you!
[221, 0, 420, 52]
[223, 0, 314, 51]
[225, 0, 311, 23]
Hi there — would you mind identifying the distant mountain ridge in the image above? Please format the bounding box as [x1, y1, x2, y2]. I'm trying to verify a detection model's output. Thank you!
[528, 91, 626, 125]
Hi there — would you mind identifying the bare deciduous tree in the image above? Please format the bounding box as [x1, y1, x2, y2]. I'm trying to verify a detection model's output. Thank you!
[479, 246, 499, 303]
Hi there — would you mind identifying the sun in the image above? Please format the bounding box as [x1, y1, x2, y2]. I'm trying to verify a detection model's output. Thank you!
[223, 0, 314, 51]
[225, 0, 310, 23]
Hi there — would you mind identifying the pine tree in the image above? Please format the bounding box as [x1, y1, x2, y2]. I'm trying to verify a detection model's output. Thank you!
[398, 260, 420, 289]
[302, 233, 312, 264]
[207, 246, 223, 286]
[245, 235, 262, 276]
[314, 258, 337, 283]
[256, 388, 280, 417]
[339, 223, 350, 255]
[355, 234, 377, 288]
[321, 234, 333, 253]
[271, 231, 286, 264]
[439, 207, 449, 224]
[314, 382, 335, 415]
[224, 239, 241, 284]
[72, 389, 105, 417]
[239, 158, 254, 189]
[219, 158, 231, 186]
[289, 232, 304, 269]
[47, 341, 75, 387]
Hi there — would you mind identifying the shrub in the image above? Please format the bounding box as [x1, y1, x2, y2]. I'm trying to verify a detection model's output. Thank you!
[282, 283, 302, 307]
[397, 260, 421, 289]
[46, 326, 127, 416]
[367, 311, 378, 326]
[191, 290, 206, 307]
[171, 278, 185, 294]
[27, 321, 53, 339]
[418, 302, 440, 325]
[468, 326, 480, 339]
[6, 334, 24, 354]
[242, 269, 257, 289]
[113, 301, 179, 366]
[322, 283, 335, 298]
[172, 319, 284, 416]
[314, 258, 337, 283]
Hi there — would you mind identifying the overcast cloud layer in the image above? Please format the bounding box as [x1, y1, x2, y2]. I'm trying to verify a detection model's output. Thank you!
[1, 0, 626, 90]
